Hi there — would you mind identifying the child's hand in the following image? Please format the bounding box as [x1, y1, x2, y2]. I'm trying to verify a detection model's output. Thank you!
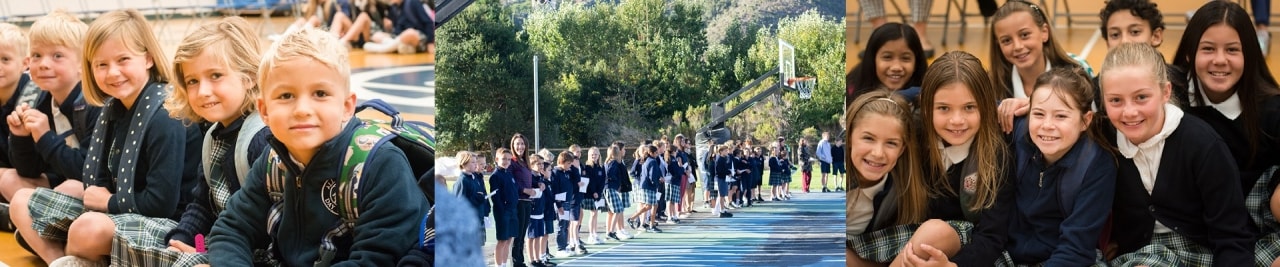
[6, 106, 28, 137]
[167, 240, 197, 253]
[19, 108, 50, 141]
[998, 98, 1030, 134]
[902, 242, 956, 267]
[83, 186, 112, 211]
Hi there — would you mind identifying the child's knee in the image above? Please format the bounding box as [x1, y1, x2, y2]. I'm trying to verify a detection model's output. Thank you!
[68, 212, 115, 241]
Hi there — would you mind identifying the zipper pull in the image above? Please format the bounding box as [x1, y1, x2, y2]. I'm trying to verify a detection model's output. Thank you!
[1038, 171, 1044, 188]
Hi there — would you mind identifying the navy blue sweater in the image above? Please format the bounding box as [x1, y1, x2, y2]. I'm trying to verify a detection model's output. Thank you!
[926, 155, 1014, 266]
[165, 117, 270, 247]
[454, 172, 490, 221]
[489, 168, 518, 219]
[641, 157, 662, 190]
[583, 164, 605, 199]
[605, 161, 625, 190]
[1008, 128, 1116, 265]
[9, 86, 100, 186]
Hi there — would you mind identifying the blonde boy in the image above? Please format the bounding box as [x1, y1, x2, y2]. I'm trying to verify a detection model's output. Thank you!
[208, 27, 427, 265]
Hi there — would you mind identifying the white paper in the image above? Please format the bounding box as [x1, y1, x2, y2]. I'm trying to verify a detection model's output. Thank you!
[579, 177, 589, 193]
[555, 192, 567, 202]
[657, 192, 663, 199]
[531, 189, 542, 199]
[484, 216, 495, 229]
[595, 199, 605, 207]
[485, 190, 497, 199]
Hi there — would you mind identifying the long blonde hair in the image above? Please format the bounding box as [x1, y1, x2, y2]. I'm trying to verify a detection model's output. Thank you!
[166, 17, 263, 123]
[920, 51, 1008, 212]
[845, 89, 926, 224]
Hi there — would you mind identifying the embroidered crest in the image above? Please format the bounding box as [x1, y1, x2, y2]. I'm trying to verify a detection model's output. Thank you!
[355, 134, 379, 152]
[962, 173, 978, 194]
[322, 179, 340, 216]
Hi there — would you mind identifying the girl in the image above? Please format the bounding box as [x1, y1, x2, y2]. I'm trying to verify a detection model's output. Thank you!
[712, 144, 733, 217]
[797, 138, 812, 194]
[989, 1, 1092, 100]
[537, 155, 557, 264]
[893, 51, 1015, 266]
[489, 148, 518, 267]
[11, 9, 202, 265]
[452, 151, 489, 243]
[604, 144, 631, 241]
[1172, 2, 1280, 265]
[525, 155, 551, 267]
[844, 89, 927, 266]
[768, 144, 787, 201]
[583, 147, 607, 244]
[1102, 42, 1254, 266]
[1003, 68, 1116, 265]
[848, 23, 928, 105]
[664, 145, 684, 223]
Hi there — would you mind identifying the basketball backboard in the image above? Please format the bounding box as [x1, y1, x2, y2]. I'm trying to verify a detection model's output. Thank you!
[778, 39, 795, 87]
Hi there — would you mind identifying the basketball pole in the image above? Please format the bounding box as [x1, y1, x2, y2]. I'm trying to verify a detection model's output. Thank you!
[534, 55, 541, 150]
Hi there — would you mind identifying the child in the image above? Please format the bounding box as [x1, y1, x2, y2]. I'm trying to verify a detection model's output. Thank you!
[452, 151, 489, 244]
[768, 144, 786, 201]
[664, 145, 684, 221]
[711, 144, 733, 217]
[844, 89, 928, 266]
[490, 148, 519, 267]
[582, 147, 606, 244]
[848, 23, 928, 105]
[816, 132, 832, 193]
[830, 138, 845, 192]
[603, 144, 631, 241]
[552, 151, 585, 256]
[989, 1, 1092, 100]
[0, 13, 90, 203]
[536, 156, 557, 263]
[207, 27, 428, 265]
[749, 146, 764, 202]
[330, 0, 388, 47]
[525, 154, 551, 267]
[1171, 2, 1280, 265]
[892, 51, 1014, 266]
[1100, 0, 1165, 48]
[796, 138, 812, 194]
[1003, 68, 1117, 265]
[10, 9, 204, 265]
[363, 0, 434, 54]
[1101, 42, 1254, 266]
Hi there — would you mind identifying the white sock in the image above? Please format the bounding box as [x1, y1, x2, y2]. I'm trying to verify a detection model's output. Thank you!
[363, 41, 398, 53]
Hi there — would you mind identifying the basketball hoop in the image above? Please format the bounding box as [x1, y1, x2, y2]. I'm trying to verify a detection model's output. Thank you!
[787, 77, 815, 99]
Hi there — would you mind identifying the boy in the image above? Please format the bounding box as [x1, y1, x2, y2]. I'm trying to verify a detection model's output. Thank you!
[208, 27, 427, 265]
[0, 21, 48, 201]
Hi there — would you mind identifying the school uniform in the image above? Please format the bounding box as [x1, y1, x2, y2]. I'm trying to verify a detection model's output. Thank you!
[749, 155, 763, 191]
[768, 156, 785, 186]
[490, 167, 520, 241]
[1006, 55, 1094, 99]
[453, 171, 490, 234]
[1004, 119, 1116, 265]
[604, 160, 629, 213]
[847, 177, 910, 262]
[8, 85, 100, 187]
[640, 157, 663, 204]
[541, 174, 557, 235]
[208, 118, 428, 266]
[527, 174, 548, 239]
[147, 116, 270, 266]
[28, 83, 203, 266]
[831, 144, 846, 177]
[923, 140, 1015, 266]
[583, 164, 606, 211]
[1107, 106, 1255, 267]
[0, 73, 42, 168]
[389, 0, 433, 52]
[1185, 92, 1280, 265]
[711, 155, 731, 198]
[666, 157, 683, 203]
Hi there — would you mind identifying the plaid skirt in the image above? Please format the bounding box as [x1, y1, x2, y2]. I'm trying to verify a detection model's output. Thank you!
[108, 213, 203, 267]
[665, 182, 682, 202]
[1110, 232, 1213, 266]
[1251, 166, 1280, 265]
[604, 188, 627, 213]
[769, 173, 786, 186]
[848, 221, 974, 263]
[582, 196, 606, 212]
[28, 188, 84, 243]
[637, 188, 661, 205]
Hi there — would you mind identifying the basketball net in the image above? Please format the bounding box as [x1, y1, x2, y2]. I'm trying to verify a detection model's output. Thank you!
[787, 77, 815, 99]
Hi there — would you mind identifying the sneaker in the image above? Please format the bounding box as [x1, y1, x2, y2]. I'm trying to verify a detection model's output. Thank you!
[530, 261, 547, 267]
[586, 234, 601, 245]
[719, 212, 734, 218]
[607, 232, 620, 241]
[836, 187, 844, 191]
[592, 235, 604, 244]
[576, 246, 589, 254]
[568, 247, 583, 256]
[618, 231, 632, 240]
[627, 218, 639, 229]
[543, 260, 558, 267]
[553, 250, 573, 258]
[822, 187, 830, 192]
[647, 226, 663, 233]
[0, 203, 13, 232]
[49, 256, 105, 267]
[1260, 30, 1271, 56]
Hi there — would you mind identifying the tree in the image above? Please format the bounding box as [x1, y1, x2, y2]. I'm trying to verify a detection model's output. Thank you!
[436, 0, 536, 153]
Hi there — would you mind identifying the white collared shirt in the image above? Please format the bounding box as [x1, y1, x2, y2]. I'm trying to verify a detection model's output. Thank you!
[1116, 103, 1184, 234]
[1189, 81, 1243, 120]
[848, 176, 888, 236]
[1011, 58, 1053, 99]
[941, 139, 974, 170]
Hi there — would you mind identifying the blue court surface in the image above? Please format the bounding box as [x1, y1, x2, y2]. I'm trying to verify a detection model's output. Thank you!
[351, 64, 434, 116]
[486, 192, 846, 267]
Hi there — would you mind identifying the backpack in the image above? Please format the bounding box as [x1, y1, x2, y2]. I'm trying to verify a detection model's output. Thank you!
[262, 99, 435, 265]
[201, 114, 266, 187]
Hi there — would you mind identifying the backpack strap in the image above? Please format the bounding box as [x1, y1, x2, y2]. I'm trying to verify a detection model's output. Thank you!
[263, 149, 289, 261]
[235, 114, 266, 183]
[314, 121, 392, 266]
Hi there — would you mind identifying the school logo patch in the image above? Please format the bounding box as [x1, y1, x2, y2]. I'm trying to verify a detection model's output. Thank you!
[963, 173, 978, 194]
[321, 179, 340, 216]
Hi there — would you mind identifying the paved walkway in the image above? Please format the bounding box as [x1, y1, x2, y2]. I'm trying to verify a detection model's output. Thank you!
[485, 191, 846, 267]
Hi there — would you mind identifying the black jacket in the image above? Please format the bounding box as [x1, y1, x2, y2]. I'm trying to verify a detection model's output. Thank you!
[9, 86, 100, 186]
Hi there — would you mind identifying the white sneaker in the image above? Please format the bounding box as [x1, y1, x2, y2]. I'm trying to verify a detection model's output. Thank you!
[585, 234, 601, 245]
[592, 235, 604, 244]
[617, 231, 632, 240]
[1260, 30, 1271, 56]
[554, 250, 573, 258]
[49, 256, 105, 267]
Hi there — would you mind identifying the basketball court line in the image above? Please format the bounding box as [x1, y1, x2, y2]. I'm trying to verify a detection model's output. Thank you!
[1080, 29, 1102, 58]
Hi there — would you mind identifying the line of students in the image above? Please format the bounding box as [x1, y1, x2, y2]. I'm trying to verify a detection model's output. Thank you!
[0, 9, 428, 266]
[848, 0, 1280, 265]
[282, 0, 435, 54]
